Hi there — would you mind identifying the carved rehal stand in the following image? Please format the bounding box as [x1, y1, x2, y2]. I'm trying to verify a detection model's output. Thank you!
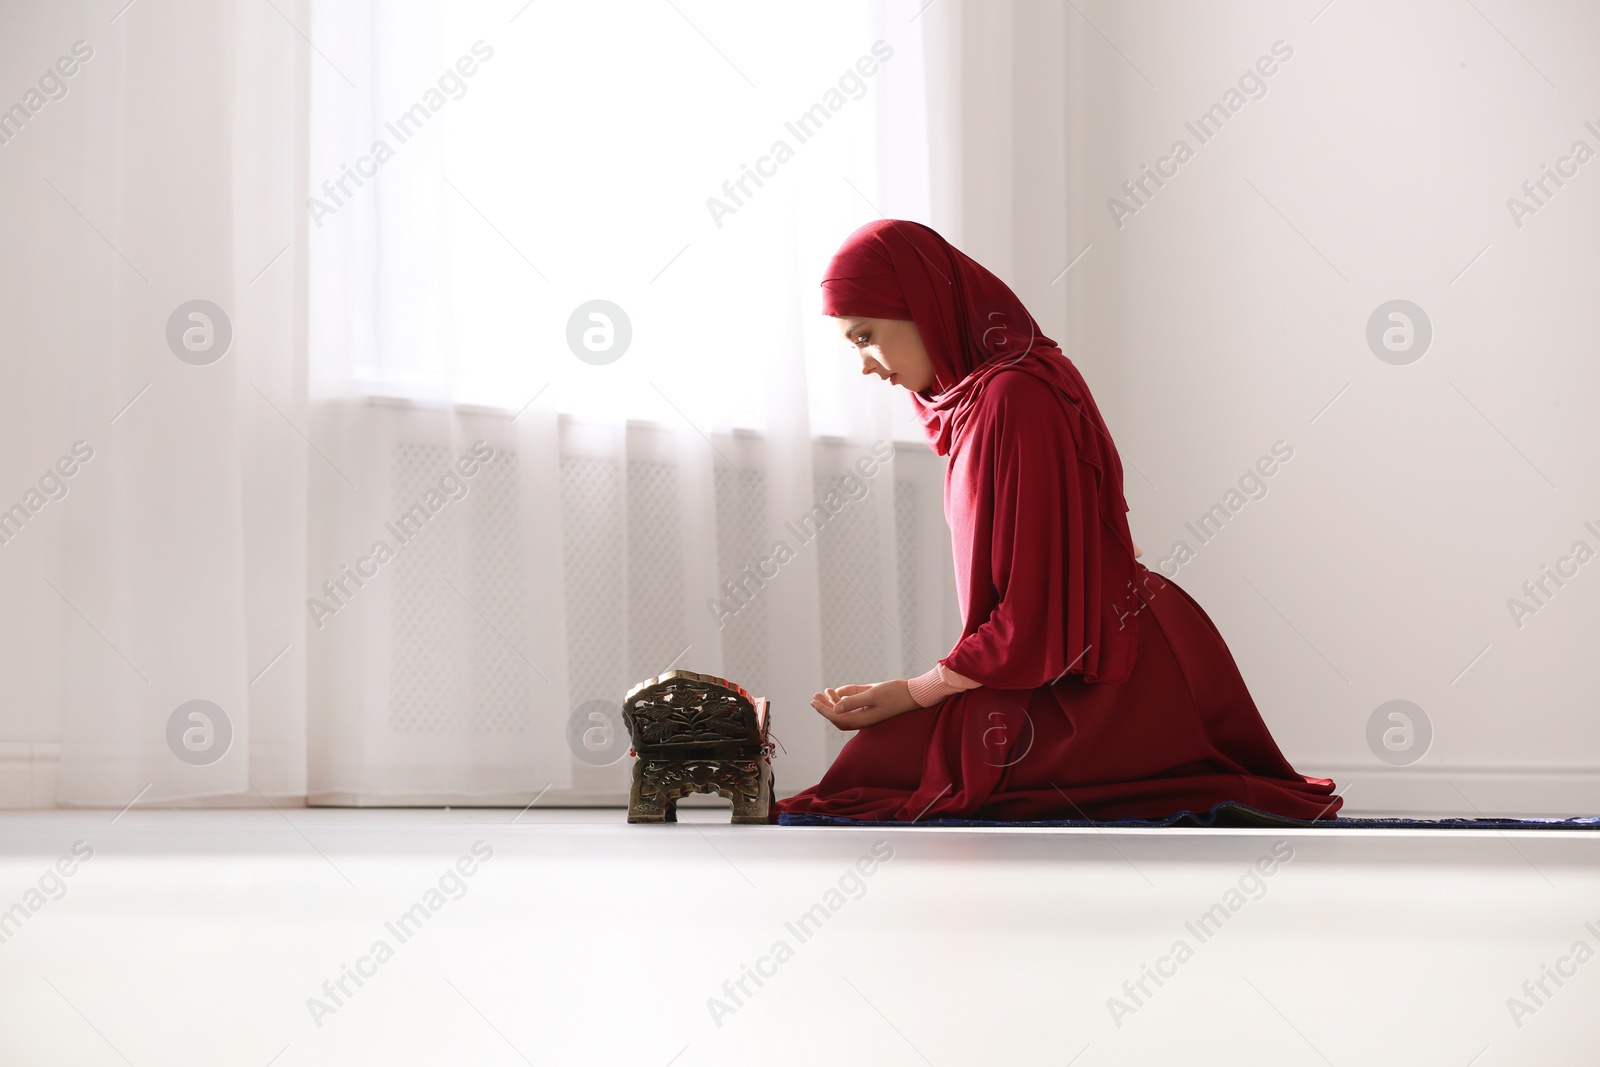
[622, 670, 774, 824]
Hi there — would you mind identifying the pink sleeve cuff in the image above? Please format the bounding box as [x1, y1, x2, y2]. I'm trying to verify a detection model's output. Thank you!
[906, 662, 982, 708]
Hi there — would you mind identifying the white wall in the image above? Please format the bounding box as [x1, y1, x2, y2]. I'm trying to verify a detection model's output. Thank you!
[951, 0, 1600, 814]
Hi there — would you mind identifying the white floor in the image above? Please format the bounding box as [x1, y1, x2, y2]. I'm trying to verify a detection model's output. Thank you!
[0, 808, 1596, 1066]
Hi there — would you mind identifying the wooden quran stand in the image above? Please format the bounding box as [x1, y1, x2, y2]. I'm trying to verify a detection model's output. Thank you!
[622, 670, 775, 824]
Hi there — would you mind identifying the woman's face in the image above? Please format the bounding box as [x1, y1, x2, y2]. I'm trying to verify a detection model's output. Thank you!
[833, 316, 937, 393]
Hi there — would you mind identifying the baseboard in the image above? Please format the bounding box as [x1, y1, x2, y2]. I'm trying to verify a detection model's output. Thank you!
[0, 743, 60, 809]
[1316, 766, 1600, 818]
[307, 789, 719, 808]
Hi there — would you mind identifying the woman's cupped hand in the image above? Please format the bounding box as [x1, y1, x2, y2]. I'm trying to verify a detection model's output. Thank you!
[811, 680, 921, 731]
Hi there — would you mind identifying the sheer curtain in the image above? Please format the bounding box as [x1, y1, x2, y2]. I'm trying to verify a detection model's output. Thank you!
[303, 0, 952, 802]
[0, 0, 308, 806]
[0, 0, 962, 808]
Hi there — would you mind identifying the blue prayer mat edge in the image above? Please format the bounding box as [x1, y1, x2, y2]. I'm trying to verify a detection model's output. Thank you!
[776, 799, 1600, 830]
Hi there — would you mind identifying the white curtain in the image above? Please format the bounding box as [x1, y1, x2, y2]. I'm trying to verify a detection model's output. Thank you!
[301, 0, 952, 802]
[0, 0, 965, 807]
[0, 0, 308, 805]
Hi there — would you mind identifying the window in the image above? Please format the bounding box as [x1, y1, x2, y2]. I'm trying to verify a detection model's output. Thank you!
[309, 0, 929, 438]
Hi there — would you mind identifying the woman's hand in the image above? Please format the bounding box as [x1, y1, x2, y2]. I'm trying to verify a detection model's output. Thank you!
[811, 680, 921, 731]
[1133, 541, 1143, 558]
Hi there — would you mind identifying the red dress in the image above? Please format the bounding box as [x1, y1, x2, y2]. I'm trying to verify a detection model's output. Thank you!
[775, 560, 1342, 822]
[779, 218, 1339, 822]
[780, 375, 1344, 825]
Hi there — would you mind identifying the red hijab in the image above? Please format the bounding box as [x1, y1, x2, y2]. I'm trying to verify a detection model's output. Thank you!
[821, 219, 1141, 685]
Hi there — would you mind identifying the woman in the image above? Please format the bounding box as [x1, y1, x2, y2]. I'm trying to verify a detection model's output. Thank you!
[774, 219, 1340, 824]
